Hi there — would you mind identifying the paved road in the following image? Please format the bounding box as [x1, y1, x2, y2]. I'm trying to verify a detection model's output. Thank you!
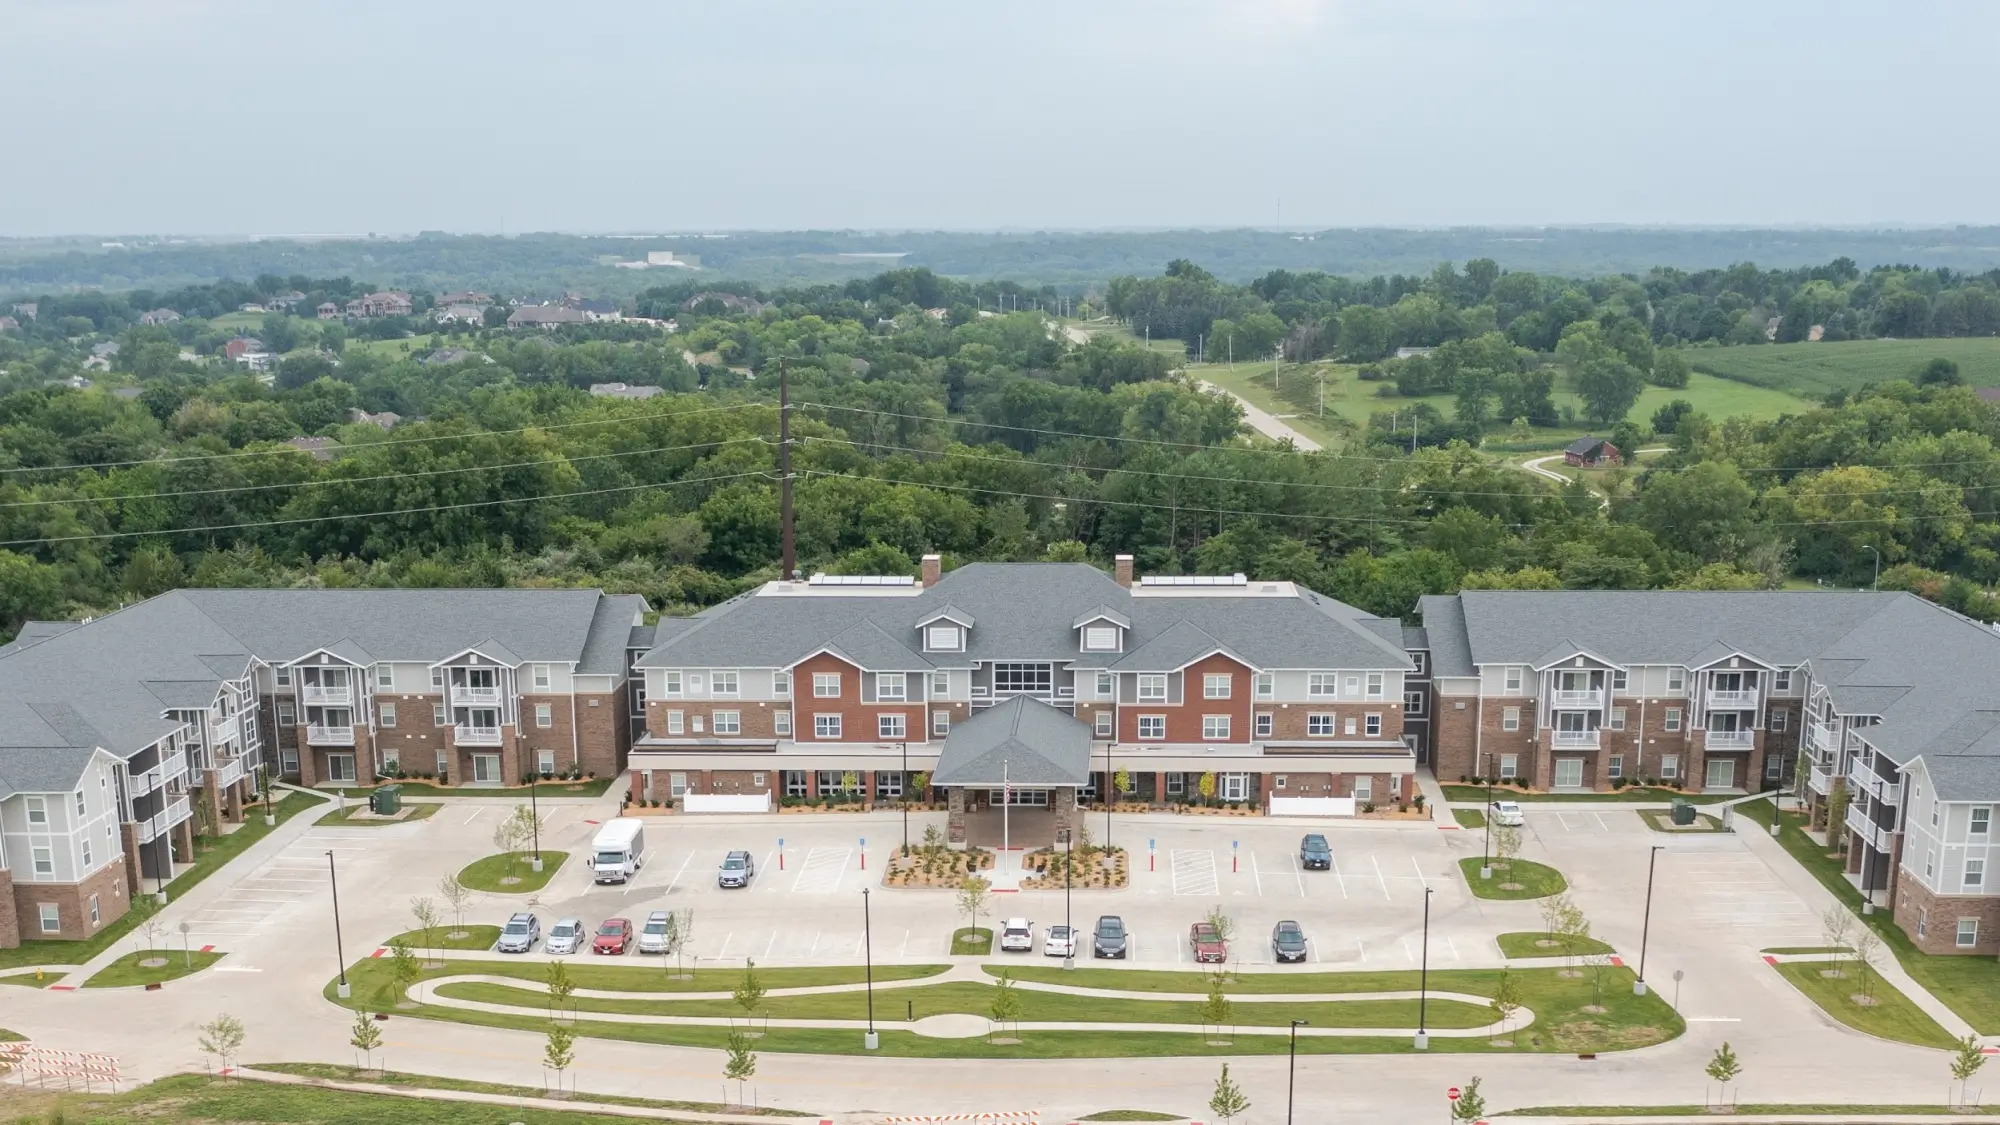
[1199, 379, 1323, 451]
[1521, 446, 1670, 507]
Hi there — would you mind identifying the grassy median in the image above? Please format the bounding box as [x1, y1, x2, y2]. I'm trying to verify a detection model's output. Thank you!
[1769, 960, 1957, 1049]
[1495, 932, 1614, 959]
[456, 850, 567, 893]
[1461, 857, 1567, 899]
[84, 949, 224, 988]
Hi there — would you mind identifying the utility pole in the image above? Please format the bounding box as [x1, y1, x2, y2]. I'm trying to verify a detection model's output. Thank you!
[779, 357, 795, 580]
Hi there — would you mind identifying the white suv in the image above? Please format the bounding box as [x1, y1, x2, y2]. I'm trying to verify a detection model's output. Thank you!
[998, 918, 1034, 952]
[637, 910, 674, 954]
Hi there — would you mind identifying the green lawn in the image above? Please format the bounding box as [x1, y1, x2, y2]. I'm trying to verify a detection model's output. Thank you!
[1502, 1104, 1961, 1118]
[1461, 858, 1567, 900]
[1770, 960, 1956, 1049]
[248, 1063, 816, 1117]
[1197, 361, 1354, 449]
[319, 777, 615, 799]
[1743, 797, 2000, 1033]
[318, 802, 442, 827]
[1690, 337, 2000, 398]
[1442, 785, 1734, 804]
[952, 926, 994, 955]
[456, 850, 567, 893]
[0, 790, 319, 971]
[387, 924, 500, 951]
[0, 969, 62, 987]
[0, 1028, 21, 1041]
[3, 1074, 711, 1125]
[1453, 807, 1487, 828]
[1496, 932, 1614, 959]
[84, 948, 225, 988]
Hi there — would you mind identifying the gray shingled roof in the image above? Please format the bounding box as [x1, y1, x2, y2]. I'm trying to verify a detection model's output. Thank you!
[1444, 590, 1901, 668]
[931, 695, 1092, 787]
[581, 595, 649, 675]
[1415, 595, 1473, 678]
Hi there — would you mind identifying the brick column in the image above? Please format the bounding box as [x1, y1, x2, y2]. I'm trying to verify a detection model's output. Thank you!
[806, 771, 819, 799]
[1686, 732, 1707, 794]
[201, 772, 224, 835]
[1592, 749, 1614, 792]
[862, 771, 875, 810]
[172, 815, 195, 866]
[119, 822, 143, 897]
[1053, 789, 1074, 843]
[225, 778, 245, 824]
[1532, 734, 1553, 790]
[296, 729, 318, 787]
[1750, 732, 1769, 793]
[947, 787, 967, 846]
[627, 769, 645, 805]
[0, 867, 17, 950]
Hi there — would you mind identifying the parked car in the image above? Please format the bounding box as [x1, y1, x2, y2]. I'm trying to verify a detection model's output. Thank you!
[592, 917, 634, 955]
[1272, 920, 1308, 963]
[544, 916, 585, 956]
[1093, 915, 1128, 959]
[637, 910, 674, 954]
[998, 918, 1035, 952]
[1299, 833, 1332, 870]
[1489, 800, 1525, 827]
[718, 849, 756, 888]
[1189, 921, 1228, 964]
[1043, 924, 1078, 958]
[496, 912, 539, 953]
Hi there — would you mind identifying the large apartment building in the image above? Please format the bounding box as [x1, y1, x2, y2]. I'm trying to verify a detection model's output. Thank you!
[0, 588, 645, 948]
[1416, 588, 2000, 955]
[629, 556, 1420, 825]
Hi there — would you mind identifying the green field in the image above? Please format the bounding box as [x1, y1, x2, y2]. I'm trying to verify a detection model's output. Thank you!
[1689, 337, 2000, 398]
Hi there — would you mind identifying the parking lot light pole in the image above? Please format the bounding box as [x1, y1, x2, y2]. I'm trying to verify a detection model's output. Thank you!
[1287, 1018, 1309, 1124]
[900, 740, 909, 852]
[1481, 761, 1494, 880]
[1635, 844, 1663, 995]
[862, 887, 878, 1050]
[327, 850, 350, 999]
[529, 775, 543, 873]
[1414, 886, 1432, 1050]
[1062, 827, 1074, 971]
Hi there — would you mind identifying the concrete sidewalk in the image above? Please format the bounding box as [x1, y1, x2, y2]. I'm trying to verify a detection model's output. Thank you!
[232, 1068, 813, 1125]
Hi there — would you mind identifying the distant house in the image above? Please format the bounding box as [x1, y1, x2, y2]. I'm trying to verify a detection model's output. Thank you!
[286, 436, 341, 461]
[0, 316, 17, 333]
[82, 356, 111, 372]
[1393, 346, 1435, 360]
[588, 382, 664, 400]
[433, 303, 488, 325]
[576, 298, 622, 322]
[223, 337, 264, 362]
[238, 302, 267, 313]
[1807, 324, 1826, 342]
[12, 303, 37, 320]
[267, 291, 307, 310]
[349, 408, 402, 429]
[346, 292, 414, 318]
[53, 375, 91, 390]
[316, 302, 341, 320]
[238, 351, 275, 374]
[437, 291, 491, 306]
[923, 307, 949, 321]
[1563, 436, 1621, 468]
[423, 346, 476, 366]
[138, 308, 181, 326]
[91, 341, 120, 358]
[507, 305, 587, 329]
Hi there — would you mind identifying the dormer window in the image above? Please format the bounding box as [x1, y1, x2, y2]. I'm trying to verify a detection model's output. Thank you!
[927, 625, 962, 651]
[1083, 626, 1119, 651]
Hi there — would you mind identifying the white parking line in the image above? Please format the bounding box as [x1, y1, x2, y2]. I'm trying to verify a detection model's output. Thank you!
[661, 852, 693, 896]
[900, 929, 910, 957]
[1249, 852, 1264, 896]
[763, 932, 777, 960]
[809, 931, 821, 956]
[1356, 938, 1367, 962]
[1170, 850, 1219, 896]
[1327, 850, 1350, 898]
[791, 848, 851, 894]
[1592, 812, 1611, 832]
[462, 809, 481, 825]
[717, 932, 733, 959]
[1445, 935, 1460, 960]
[1411, 855, 1428, 891]
[1370, 855, 1390, 898]
[1289, 852, 1306, 897]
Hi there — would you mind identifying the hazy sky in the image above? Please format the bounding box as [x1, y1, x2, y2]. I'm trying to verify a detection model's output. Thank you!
[5, 0, 1996, 235]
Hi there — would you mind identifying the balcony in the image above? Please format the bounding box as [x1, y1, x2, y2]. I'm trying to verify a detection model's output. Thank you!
[306, 724, 356, 746]
[1808, 765, 1830, 795]
[301, 683, 352, 706]
[1807, 720, 1839, 754]
[1550, 729, 1600, 749]
[454, 725, 503, 746]
[1844, 803, 1895, 851]
[135, 794, 192, 844]
[209, 714, 240, 746]
[1550, 688, 1604, 710]
[1705, 729, 1756, 749]
[450, 684, 503, 706]
[1706, 688, 1760, 711]
[214, 754, 247, 788]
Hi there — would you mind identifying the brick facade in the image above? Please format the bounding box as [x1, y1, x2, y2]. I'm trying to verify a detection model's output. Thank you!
[9, 857, 129, 944]
[1895, 875, 2000, 955]
[793, 652, 927, 745]
[0, 868, 15, 949]
[1117, 654, 1255, 744]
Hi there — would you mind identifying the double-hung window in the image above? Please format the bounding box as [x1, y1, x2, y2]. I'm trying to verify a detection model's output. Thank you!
[875, 673, 906, 701]
[1503, 666, 1523, 694]
[932, 671, 950, 697]
[935, 710, 952, 736]
[1308, 673, 1336, 699]
[879, 713, 906, 739]
[1307, 714, 1334, 737]
[25, 797, 45, 826]
[1612, 669, 1628, 692]
[1254, 712, 1273, 737]
[1137, 715, 1165, 741]
[1253, 673, 1273, 700]
[1968, 858, 1987, 891]
[379, 702, 397, 728]
[774, 710, 792, 736]
[813, 673, 841, 698]
[712, 671, 740, 697]
[1137, 674, 1167, 703]
[1094, 711, 1113, 738]
[662, 671, 684, 697]
[1097, 671, 1114, 698]
[1973, 807, 1992, 837]
[532, 664, 551, 691]
[377, 664, 395, 689]
[713, 711, 741, 735]
[1202, 715, 1230, 740]
[1364, 713, 1382, 736]
[1663, 708, 1682, 732]
[1203, 674, 1231, 699]
[1365, 672, 1384, 699]
[814, 714, 842, 739]
[1668, 668, 1686, 694]
[535, 703, 553, 728]
[774, 672, 792, 697]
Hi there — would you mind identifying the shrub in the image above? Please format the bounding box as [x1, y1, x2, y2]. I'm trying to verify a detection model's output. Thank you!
[1362, 802, 1376, 814]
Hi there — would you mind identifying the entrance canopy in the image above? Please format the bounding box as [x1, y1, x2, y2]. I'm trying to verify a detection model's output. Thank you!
[931, 695, 1092, 788]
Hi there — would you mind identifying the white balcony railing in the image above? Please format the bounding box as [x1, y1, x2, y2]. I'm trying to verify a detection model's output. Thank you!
[306, 724, 356, 746]
[450, 684, 502, 706]
[454, 724, 503, 746]
[1808, 720, 1838, 753]
[1808, 766, 1830, 795]
[210, 714, 240, 746]
[1706, 689, 1761, 711]
[301, 683, 352, 706]
[1706, 729, 1756, 749]
[1853, 769, 1884, 802]
[214, 754, 247, 788]
[135, 794, 193, 844]
[1551, 729, 1600, 749]
[1551, 688, 1604, 709]
[1843, 802, 1897, 851]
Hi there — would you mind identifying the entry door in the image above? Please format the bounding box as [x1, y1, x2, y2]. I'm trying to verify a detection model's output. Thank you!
[326, 753, 357, 782]
[1554, 759, 1585, 787]
[472, 754, 502, 783]
[1705, 757, 1735, 790]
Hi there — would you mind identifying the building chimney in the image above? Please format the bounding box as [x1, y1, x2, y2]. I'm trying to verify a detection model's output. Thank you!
[1114, 554, 1135, 587]
[920, 553, 942, 587]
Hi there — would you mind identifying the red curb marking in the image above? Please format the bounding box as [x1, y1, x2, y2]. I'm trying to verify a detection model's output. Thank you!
[1438, 825, 1460, 830]
[1609, 956, 1624, 966]
[200, 944, 214, 953]
[49, 984, 75, 991]
[371, 948, 387, 958]
[1761, 955, 1778, 965]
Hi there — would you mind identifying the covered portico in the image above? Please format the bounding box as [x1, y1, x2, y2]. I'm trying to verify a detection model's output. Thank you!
[932, 695, 1092, 849]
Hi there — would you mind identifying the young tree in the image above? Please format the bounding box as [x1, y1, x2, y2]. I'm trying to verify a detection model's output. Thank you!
[1451, 1077, 1488, 1122]
[1197, 771, 1218, 805]
[197, 1013, 246, 1077]
[545, 958, 575, 1022]
[544, 1020, 576, 1094]
[1952, 1034, 1987, 1108]
[1072, 817, 1097, 868]
[387, 938, 421, 1006]
[1825, 784, 1851, 853]
[988, 969, 1022, 1041]
[1200, 970, 1234, 1040]
[437, 873, 474, 938]
[1584, 952, 1613, 1012]
[1491, 824, 1522, 868]
[1208, 1063, 1251, 1123]
[840, 770, 860, 802]
[1819, 904, 1854, 961]
[1706, 1041, 1742, 1106]
[1112, 767, 1131, 802]
[1203, 904, 1236, 946]
[668, 907, 696, 978]
[410, 895, 441, 964]
[138, 915, 167, 953]
[1853, 931, 1882, 1004]
[1537, 893, 1568, 944]
[1490, 969, 1522, 1046]
[1557, 900, 1591, 973]
[493, 805, 544, 872]
[349, 1008, 383, 1072]
[957, 875, 992, 944]
[734, 957, 767, 1023]
[724, 1028, 758, 1104]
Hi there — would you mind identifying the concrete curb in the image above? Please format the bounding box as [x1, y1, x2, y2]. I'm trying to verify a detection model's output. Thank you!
[231, 1068, 809, 1125]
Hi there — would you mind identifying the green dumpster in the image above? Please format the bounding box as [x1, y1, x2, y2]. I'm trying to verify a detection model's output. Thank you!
[1670, 798, 1695, 826]
[371, 784, 402, 816]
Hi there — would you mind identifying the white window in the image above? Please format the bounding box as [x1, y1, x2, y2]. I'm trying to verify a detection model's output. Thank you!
[1499, 754, 1519, 780]
[537, 749, 556, 775]
[1253, 674, 1273, 700]
[876, 673, 906, 701]
[1960, 919, 1981, 948]
[1968, 859, 1986, 891]
[1084, 626, 1118, 651]
[377, 664, 394, 689]
[1668, 668, 1685, 694]
[1608, 754, 1624, 780]
[80, 840, 92, 868]
[932, 671, 950, 697]
[1353, 776, 1373, 803]
[1974, 808, 1992, 836]
[432, 703, 446, 726]
[714, 711, 741, 735]
[1365, 713, 1382, 736]
[879, 713, 906, 739]
[1345, 717, 1358, 735]
[1138, 715, 1166, 740]
[1610, 707, 1627, 731]
[1927, 847, 1938, 880]
[532, 664, 551, 691]
[1660, 754, 1680, 780]
[753, 772, 766, 788]
[380, 746, 400, 774]
[430, 666, 443, 691]
[1220, 773, 1248, 801]
[1255, 713, 1273, 737]
[1770, 709, 1788, 732]
[1366, 672, 1384, 699]
[1501, 707, 1520, 732]
[774, 710, 792, 737]
[74, 791, 85, 817]
[1504, 667, 1523, 694]
[1204, 674, 1231, 699]
[25, 796, 45, 826]
[1917, 908, 1929, 940]
[1203, 715, 1230, 740]
[669, 772, 688, 798]
[1404, 691, 1426, 716]
[936, 710, 952, 736]
[1308, 673, 1337, 699]
[1275, 774, 1288, 789]
[278, 699, 296, 727]
[1138, 674, 1167, 702]
[1774, 670, 1791, 692]
[665, 710, 684, 735]
[1166, 772, 1185, 796]
[1612, 669, 1628, 692]
[927, 625, 962, 651]
[1095, 711, 1113, 738]
[774, 672, 792, 697]
[712, 671, 740, 697]
[1664, 708, 1682, 732]
[1097, 671, 1114, 698]
[815, 714, 842, 739]
[379, 701, 396, 728]
[89, 894, 100, 925]
[1555, 759, 1585, 787]
[1345, 675, 1361, 697]
[38, 904, 59, 933]
[1308, 714, 1334, 736]
[534, 703, 552, 728]
[276, 666, 292, 687]
[32, 846, 53, 875]
[658, 670, 682, 696]
[813, 673, 841, 698]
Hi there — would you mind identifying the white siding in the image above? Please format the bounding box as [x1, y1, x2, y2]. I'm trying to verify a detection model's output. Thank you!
[1902, 760, 2000, 896]
[0, 753, 121, 884]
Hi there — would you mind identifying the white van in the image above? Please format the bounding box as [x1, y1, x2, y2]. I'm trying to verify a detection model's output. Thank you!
[588, 817, 646, 884]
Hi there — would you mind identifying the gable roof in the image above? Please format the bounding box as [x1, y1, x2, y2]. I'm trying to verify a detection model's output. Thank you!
[930, 695, 1093, 787]
[1565, 435, 1611, 456]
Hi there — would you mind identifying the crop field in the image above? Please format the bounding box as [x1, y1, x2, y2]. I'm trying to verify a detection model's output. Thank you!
[1689, 337, 2000, 398]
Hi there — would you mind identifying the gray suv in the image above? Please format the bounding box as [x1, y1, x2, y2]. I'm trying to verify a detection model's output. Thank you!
[718, 850, 756, 889]
[496, 912, 540, 953]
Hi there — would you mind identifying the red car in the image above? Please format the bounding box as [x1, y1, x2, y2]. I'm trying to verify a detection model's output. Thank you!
[592, 917, 633, 954]
[1189, 922, 1227, 964]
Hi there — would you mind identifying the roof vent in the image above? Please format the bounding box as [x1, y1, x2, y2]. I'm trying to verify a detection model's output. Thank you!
[1139, 574, 1248, 587]
[806, 574, 917, 587]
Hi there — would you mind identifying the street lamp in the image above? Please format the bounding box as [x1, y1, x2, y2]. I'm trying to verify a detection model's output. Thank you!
[900, 740, 909, 853]
[1414, 886, 1433, 1050]
[1635, 844, 1663, 995]
[1863, 545, 1880, 591]
[1061, 826, 1074, 971]
[1481, 752, 1493, 880]
[529, 774, 543, 873]
[1287, 1018, 1310, 1125]
[327, 849, 350, 999]
[1103, 739, 1112, 847]
[862, 887, 878, 1050]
